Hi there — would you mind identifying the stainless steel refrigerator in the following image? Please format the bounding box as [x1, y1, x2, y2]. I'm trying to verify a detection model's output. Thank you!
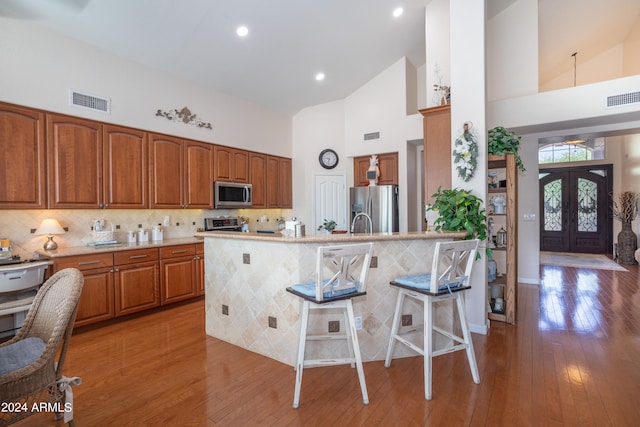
[350, 185, 399, 233]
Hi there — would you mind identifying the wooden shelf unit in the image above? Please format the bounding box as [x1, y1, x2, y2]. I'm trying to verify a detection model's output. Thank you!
[487, 154, 518, 324]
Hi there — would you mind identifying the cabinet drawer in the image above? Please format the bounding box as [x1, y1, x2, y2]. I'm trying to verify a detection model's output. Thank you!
[55, 253, 113, 271]
[160, 244, 196, 259]
[114, 248, 159, 265]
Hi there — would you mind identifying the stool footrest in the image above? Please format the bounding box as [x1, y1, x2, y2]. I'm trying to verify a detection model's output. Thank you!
[306, 334, 349, 341]
[304, 357, 356, 368]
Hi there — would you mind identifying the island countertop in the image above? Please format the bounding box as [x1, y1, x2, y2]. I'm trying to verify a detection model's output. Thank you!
[200, 230, 468, 366]
[194, 230, 467, 243]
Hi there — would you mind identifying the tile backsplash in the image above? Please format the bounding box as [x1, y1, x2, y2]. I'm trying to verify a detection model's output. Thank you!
[0, 208, 292, 259]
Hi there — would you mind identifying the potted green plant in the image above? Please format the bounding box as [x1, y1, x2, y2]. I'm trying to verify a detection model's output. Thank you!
[488, 126, 526, 172]
[317, 219, 337, 233]
[428, 187, 488, 256]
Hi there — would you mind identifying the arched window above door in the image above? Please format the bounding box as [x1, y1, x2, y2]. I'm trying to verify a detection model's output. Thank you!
[539, 138, 606, 164]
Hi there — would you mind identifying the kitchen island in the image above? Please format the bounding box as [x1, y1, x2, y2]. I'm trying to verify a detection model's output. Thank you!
[194, 230, 467, 366]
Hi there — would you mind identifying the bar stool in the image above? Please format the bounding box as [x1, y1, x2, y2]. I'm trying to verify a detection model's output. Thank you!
[384, 239, 480, 400]
[286, 242, 374, 409]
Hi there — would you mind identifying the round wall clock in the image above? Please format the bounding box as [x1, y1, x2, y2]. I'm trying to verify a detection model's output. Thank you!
[319, 149, 339, 169]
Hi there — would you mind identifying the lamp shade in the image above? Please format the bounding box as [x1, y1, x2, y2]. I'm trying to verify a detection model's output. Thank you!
[35, 219, 66, 236]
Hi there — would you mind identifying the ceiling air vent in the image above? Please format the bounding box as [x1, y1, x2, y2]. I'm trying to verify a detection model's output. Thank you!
[364, 131, 380, 141]
[69, 89, 111, 114]
[606, 91, 640, 108]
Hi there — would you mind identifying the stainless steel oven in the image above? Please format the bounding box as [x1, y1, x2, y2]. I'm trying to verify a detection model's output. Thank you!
[214, 182, 252, 209]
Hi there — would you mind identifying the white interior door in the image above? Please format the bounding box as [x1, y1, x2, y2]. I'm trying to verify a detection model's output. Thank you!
[314, 174, 347, 233]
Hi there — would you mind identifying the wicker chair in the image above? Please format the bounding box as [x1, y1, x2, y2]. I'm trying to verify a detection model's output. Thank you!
[0, 268, 84, 426]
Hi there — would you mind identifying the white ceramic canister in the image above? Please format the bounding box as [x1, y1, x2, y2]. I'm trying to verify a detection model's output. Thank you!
[152, 225, 163, 241]
[137, 228, 149, 243]
[126, 230, 137, 244]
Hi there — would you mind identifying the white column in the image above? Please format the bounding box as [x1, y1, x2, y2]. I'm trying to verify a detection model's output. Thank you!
[450, 0, 488, 333]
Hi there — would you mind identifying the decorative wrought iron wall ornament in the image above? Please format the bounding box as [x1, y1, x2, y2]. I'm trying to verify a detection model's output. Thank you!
[155, 107, 212, 129]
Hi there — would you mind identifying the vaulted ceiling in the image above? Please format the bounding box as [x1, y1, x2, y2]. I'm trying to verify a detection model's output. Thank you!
[1, 0, 638, 115]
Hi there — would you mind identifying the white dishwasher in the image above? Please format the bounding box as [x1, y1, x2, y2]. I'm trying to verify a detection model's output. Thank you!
[0, 260, 49, 336]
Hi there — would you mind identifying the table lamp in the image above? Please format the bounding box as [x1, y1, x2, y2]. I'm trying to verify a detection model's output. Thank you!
[35, 218, 66, 250]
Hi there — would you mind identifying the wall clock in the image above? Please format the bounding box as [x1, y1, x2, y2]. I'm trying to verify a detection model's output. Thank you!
[319, 149, 339, 169]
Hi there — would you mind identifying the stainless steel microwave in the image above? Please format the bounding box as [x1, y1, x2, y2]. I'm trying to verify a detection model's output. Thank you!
[214, 181, 252, 209]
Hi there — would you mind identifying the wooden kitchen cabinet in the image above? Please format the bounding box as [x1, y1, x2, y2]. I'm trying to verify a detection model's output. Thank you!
[102, 124, 148, 208]
[420, 105, 451, 204]
[184, 140, 215, 208]
[249, 152, 267, 208]
[113, 248, 160, 317]
[52, 252, 115, 327]
[267, 155, 292, 208]
[0, 102, 46, 209]
[353, 152, 398, 186]
[46, 114, 102, 208]
[214, 145, 249, 183]
[159, 244, 197, 305]
[47, 116, 148, 209]
[48, 243, 203, 328]
[149, 134, 214, 208]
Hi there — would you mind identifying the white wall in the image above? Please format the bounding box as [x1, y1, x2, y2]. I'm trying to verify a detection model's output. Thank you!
[425, 0, 450, 108]
[0, 17, 292, 156]
[541, 44, 625, 92]
[291, 100, 346, 228]
[486, 0, 538, 101]
[624, 18, 640, 75]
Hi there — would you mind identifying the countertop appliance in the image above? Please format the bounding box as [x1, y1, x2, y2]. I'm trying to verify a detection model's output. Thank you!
[214, 181, 252, 209]
[350, 185, 399, 233]
[0, 260, 49, 335]
[204, 217, 242, 232]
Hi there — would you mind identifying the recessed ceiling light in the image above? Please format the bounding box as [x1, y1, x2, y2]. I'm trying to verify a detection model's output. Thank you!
[393, 7, 404, 18]
[236, 26, 249, 37]
[315, 73, 325, 81]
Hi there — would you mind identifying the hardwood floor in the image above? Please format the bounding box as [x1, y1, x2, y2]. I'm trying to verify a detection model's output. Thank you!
[13, 262, 640, 426]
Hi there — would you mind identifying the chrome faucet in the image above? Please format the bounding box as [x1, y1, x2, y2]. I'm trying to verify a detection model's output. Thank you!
[350, 212, 373, 234]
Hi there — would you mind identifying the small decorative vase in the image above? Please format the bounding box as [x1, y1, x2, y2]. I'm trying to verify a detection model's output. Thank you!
[487, 258, 497, 282]
[617, 221, 638, 264]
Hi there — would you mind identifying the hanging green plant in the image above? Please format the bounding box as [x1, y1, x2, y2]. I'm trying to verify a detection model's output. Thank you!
[487, 126, 526, 172]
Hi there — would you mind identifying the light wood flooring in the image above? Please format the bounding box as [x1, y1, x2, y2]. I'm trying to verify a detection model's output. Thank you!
[13, 261, 640, 426]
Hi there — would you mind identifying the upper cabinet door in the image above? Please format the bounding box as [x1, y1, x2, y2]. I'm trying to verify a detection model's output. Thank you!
[47, 114, 102, 209]
[184, 140, 214, 208]
[214, 145, 249, 183]
[249, 152, 267, 208]
[103, 125, 148, 208]
[149, 134, 184, 209]
[353, 152, 398, 187]
[0, 103, 46, 209]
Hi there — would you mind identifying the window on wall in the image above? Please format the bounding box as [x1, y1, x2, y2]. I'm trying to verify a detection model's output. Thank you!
[539, 138, 606, 164]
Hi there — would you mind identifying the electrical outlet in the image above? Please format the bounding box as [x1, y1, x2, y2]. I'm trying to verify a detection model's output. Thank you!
[268, 316, 277, 329]
[370, 256, 378, 268]
[328, 320, 340, 333]
[401, 314, 412, 327]
[163, 215, 170, 227]
[222, 304, 229, 315]
[354, 316, 363, 330]
[243, 253, 250, 264]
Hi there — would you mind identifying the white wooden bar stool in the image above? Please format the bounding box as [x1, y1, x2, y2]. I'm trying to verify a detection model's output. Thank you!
[384, 239, 480, 400]
[286, 242, 374, 409]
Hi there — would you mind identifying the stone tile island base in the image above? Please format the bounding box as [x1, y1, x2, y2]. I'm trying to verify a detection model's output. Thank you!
[198, 231, 467, 366]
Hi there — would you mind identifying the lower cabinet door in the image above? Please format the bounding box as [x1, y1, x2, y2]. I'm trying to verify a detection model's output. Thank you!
[114, 261, 159, 316]
[75, 267, 115, 327]
[160, 256, 196, 305]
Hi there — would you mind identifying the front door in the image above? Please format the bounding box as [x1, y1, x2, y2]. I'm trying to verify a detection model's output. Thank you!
[539, 165, 612, 253]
